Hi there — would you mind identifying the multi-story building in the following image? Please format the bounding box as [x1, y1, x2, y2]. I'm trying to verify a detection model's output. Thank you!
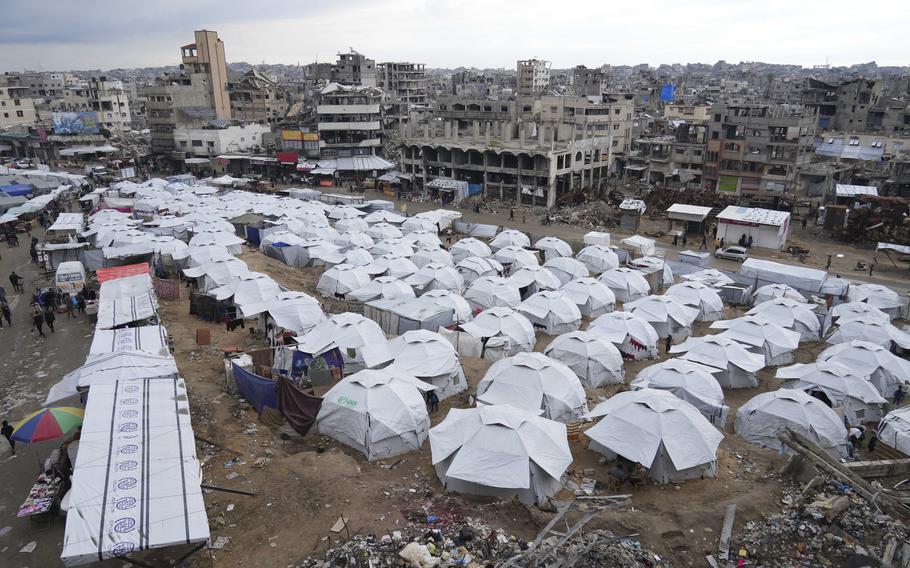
[377, 62, 428, 107]
[703, 102, 817, 196]
[174, 123, 271, 157]
[663, 104, 711, 122]
[332, 50, 376, 87]
[517, 59, 551, 97]
[180, 30, 231, 120]
[228, 69, 289, 124]
[316, 83, 382, 157]
[451, 70, 495, 98]
[0, 86, 37, 127]
[538, 95, 634, 155]
[85, 77, 132, 133]
[572, 65, 609, 96]
[143, 74, 218, 155]
[627, 122, 709, 188]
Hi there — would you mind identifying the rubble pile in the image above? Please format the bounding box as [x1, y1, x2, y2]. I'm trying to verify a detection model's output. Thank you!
[731, 478, 909, 566]
[540, 201, 617, 230]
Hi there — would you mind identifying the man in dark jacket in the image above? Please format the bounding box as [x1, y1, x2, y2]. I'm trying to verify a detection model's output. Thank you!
[44, 307, 56, 333]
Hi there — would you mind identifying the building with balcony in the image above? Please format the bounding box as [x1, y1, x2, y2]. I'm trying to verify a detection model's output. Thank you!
[316, 83, 382, 157]
[517, 59, 551, 97]
[174, 123, 271, 157]
[180, 30, 231, 120]
[332, 50, 376, 87]
[228, 69, 289, 124]
[142, 74, 218, 155]
[0, 86, 37, 127]
[572, 65, 608, 96]
[85, 77, 132, 133]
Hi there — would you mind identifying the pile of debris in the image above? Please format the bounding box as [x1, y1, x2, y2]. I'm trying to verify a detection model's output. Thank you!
[541, 201, 617, 230]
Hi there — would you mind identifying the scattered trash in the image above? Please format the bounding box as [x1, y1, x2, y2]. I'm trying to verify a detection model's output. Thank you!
[19, 541, 37, 553]
[209, 536, 230, 549]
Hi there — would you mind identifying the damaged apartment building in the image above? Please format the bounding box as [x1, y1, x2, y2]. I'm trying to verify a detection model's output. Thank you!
[398, 93, 633, 208]
[626, 103, 711, 189]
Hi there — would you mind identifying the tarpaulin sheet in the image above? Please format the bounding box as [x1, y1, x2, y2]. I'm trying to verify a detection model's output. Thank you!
[96, 263, 150, 283]
[232, 363, 277, 414]
[277, 378, 323, 435]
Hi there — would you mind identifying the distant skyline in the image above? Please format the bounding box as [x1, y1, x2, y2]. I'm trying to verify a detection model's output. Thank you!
[2, 0, 907, 72]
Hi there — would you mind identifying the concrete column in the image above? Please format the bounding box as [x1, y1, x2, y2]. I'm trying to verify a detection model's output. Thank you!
[452, 121, 458, 141]
[473, 120, 480, 138]
[485, 121, 491, 145]
[538, 124, 545, 146]
[444, 121, 451, 139]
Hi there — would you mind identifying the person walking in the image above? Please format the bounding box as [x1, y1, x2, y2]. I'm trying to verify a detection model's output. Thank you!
[699, 235, 708, 250]
[895, 385, 906, 406]
[717, 237, 725, 251]
[681, 233, 688, 247]
[30, 303, 45, 338]
[76, 293, 86, 315]
[44, 307, 56, 333]
[1, 420, 15, 456]
[66, 293, 75, 318]
[665, 335, 672, 353]
[428, 390, 440, 414]
[9, 272, 22, 293]
[1, 302, 11, 326]
[509, 208, 514, 221]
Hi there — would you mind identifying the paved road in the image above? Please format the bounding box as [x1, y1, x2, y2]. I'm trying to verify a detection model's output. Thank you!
[0, 226, 95, 567]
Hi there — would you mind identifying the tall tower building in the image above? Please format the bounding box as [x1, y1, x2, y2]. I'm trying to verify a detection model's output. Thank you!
[181, 30, 231, 120]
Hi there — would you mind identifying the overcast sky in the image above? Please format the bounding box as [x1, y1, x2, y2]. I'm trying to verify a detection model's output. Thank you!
[2, 0, 906, 72]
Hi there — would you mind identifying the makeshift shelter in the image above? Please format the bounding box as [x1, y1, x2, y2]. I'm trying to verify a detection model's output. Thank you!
[829, 302, 890, 326]
[316, 264, 373, 299]
[878, 408, 910, 457]
[508, 265, 562, 298]
[847, 284, 904, 320]
[342, 247, 374, 268]
[335, 217, 369, 233]
[96, 292, 159, 330]
[598, 268, 650, 303]
[295, 312, 392, 373]
[588, 311, 659, 361]
[186, 243, 234, 267]
[46, 351, 179, 405]
[183, 257, 250, 292]
[402, 230, 443, 250]
[367, 222, 403, 242]
[712, 315, 801, 366]
[257, 291, 327, 344]
[747, 298, 820, 341]
[826, 316, 910, 351]
[364, 210, 406, 224]
[210, 272, 281, 316]
[628, 256, 674, 292]
[406, 262, 465, 294]
[188, 231, 245, 255]
[372, 238, 415, 258]
[670, 335, 764, 389]
[515, 290, 582, 335]
[560, 277, 616, 317]
[388, 330, 467, 400]
[456, 256, 503, 285]
[631, 360, 730, 427]
[450, 238, 492, 264]
[413, 247, 455, 268]
[625, 295, 698, 339]
[334, 231, 375, 250]
[489, 229, 531, 251]
[575, 245, 619, 275]
[316, 368, 434, 461]
[477, 352, 588, 423]
[464, 276, 522, 311]
[364, 296, 457, 336]
[421, 289, 473, 324]
[817, 340, 910, 398]
[349, 276, 416, 302]
[364, 254, 419, 279]
[88, 325, 170, 358]
[457, 307, 536, 358]
[585, 389, 723, 484]
[777, 362, 887, 424]
[751, 283, 807, 305]
[493, 245, 539, 271]
[734, 390, 849, 459]
[619, 235, 656, 257]
[681, 268, 734, 287]
[543, 257, 589, 287]
[429, 405, 572, 506]
[401, 216, 438, 235]
[542, 331, 624, 387]
[716, 206, 790, 251]
[534, 236, 573, 261]
[666, 281, 724, 321]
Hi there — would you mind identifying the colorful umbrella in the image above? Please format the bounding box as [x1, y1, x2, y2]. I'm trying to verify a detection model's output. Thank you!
[11, 407, 84, 444]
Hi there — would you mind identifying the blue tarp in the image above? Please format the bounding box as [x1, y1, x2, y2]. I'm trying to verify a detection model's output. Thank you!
[245, 225, 261, 246]
[232, 362, 278, 414]
[468, 183, 483, 196]
[0, 184, 34, 198]
[660, 84, 676, 103]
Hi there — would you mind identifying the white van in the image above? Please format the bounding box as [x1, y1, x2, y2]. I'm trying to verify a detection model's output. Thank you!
[55, 261, 87, 293]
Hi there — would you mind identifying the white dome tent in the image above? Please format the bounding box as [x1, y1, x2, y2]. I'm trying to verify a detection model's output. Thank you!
[670, 335, 764, 389]
[585, 389, 723, 485]
[464, 276, 522, 311]
[493, 246, 539, 271]
[210, 272, 281, 316]
[316, 368, 434, 461]
[364, 254, 419, 279]
[458, 307, 536, 358]
[631, 360, 730, 427]
[389, 330, 467, 400]
[508, 265, 562, 298]
[401, 216, 439, 235]
[364, 210, 406, 225]
[712, 315, 801, 366]
[681, 268, 734, 287]
[366, 222, 403, 241]
[560, 277, 615, 317]
[588, 311, 659, 360]
[295, 312, 392, 372]
[413, 247, 455, 268]
[576, 245, 620, 275]
[818, 340, 910, 397]
[255, 291, 327, 340]
[349, 276, 416, 302]
[515, 290, 582, 335]
[429, 405, 572, 506]
[372, 238, 415, 258]
[403, 230, 444, 250]
[183, 257, 250, 292]
[847, 284, 903, 320]
[342, 248, 374, 268]
[489, 229, 531, 251]
[826, 317, 910, 351]
[542, 331, 624, 387]
[421, 289, 474, 324]
[316, 264, 373, 299]
[734, 390, 849, 459]
[450, 238, 492, 263]
[625, 295, 699, 340]
[598, 268, 650, 303]
[747, 298, 820, 342]
[776, 362, 887, 424]
[878, 408, 910, 457]
[829, 302, 890, 327]
[334, 231, 375, 250]
[534, 236, 573, 261]
[456, 256, 503, 285]
[666, 281, 724, 322]
[543, 257, 590, 287]
[752, 283, 807, 305]
[476, 352, 588, 423]
[406, 263, 465, 295]
[335, 217, 369, 233]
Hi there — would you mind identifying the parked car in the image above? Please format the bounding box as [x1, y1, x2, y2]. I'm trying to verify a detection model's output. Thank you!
[714, 246, 749, 262]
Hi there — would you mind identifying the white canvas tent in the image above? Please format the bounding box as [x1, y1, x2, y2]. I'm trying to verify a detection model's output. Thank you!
[257, 291, 327, 341]
[847, 284, 904, 319]
[776, 362, 887, 424]
[585, 389, 723, 484]
[450, 238, 492, 264]
[666, 281, 724, 321]
[96, 292, 159, 330]
[826, 317, 910, 350]
[489, 229, 531, 251]
[493, 245, 539, 271]
[818, 340, 910, 397]
[316, 264, 373, 299]
[367, 222, 403, 242]
[534, 236, 573, 261]
[458, 307, 536, 358]
[543, 257, 590, 287]
[588, 311, 659, 360]
[508, 265, 562, 298]
[515, 291, 582, 335]
[421, 289, 473, 324]
[372, 238, 415, 258]
[210, 272, 281, 315]
[542, 331, 624, 387]
[734, 389, 849, 459]
[625, 295, 699, 339]
[464, 276, 522, 311]
[747, 298, 821, 342]
[183, 258, 250, 292]
[456, 256, 503, 285]
[295, 312, 392, 372]
[632, 360, 729, 428]
[751, 283, 807, 305]
[388, 330, 467, 400]
[89, 325, 170, 358]
[681, 268, 734, 287]
[575, 245, 619, 275]
[560, 277, 616, 317]
[429, 406, 572, 506]
[878, 407, 910, 457]
[829, 302, 890, 327]
[670, 335, 764, 389]
[619, 235, 656, 256]
[413, 247, 455, 268]
[598, 268, 650, 303]
[316, 368, 434, 460]
[349, 276, 416, 302]
[364, 254, 419, 279]
[406, 262, 465, 294]
[712, 315, 801, 366]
